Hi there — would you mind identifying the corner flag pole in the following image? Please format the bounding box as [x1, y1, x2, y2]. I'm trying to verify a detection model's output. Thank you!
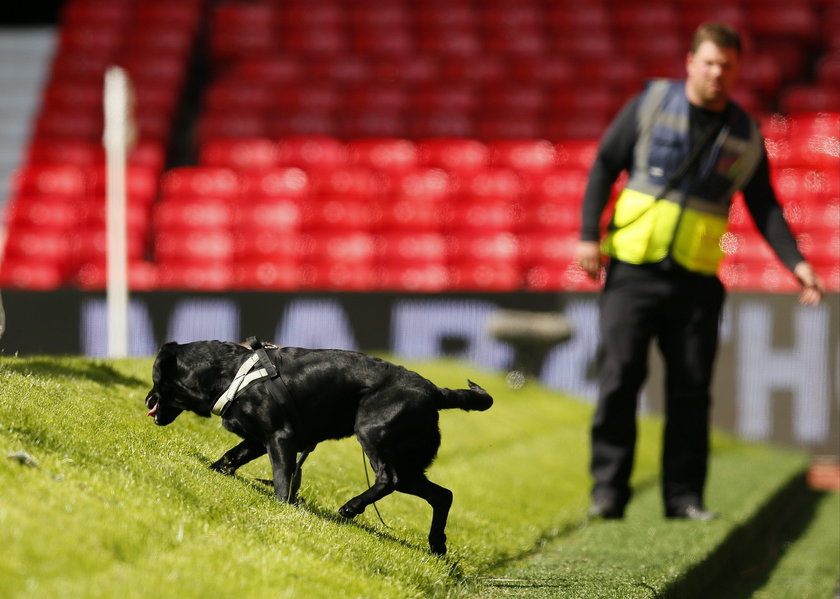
[103, 66, 134, 358]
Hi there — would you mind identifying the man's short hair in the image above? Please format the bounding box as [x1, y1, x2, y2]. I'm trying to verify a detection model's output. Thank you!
[691, 22, 743, 55]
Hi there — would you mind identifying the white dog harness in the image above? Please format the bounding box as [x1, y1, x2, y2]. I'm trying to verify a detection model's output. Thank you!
[212, 352, 268, 416]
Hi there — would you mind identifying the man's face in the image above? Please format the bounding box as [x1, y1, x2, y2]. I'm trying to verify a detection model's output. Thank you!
[685, 40, 741, 111]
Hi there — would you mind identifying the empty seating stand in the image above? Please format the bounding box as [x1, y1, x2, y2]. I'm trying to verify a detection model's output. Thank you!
[1, 0, 837, 293]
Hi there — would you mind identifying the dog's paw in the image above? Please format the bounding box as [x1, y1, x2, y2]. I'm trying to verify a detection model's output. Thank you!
[429, 534, 447, 555]
[209, 461, 235, 476]
[338, 503, 362, 519]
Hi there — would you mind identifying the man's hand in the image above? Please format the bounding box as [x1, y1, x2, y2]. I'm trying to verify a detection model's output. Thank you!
[576, 241, 604, 281]
[793, 261, 824, 306]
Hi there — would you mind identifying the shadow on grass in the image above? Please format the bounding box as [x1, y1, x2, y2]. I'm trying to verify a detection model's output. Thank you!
[190, 451, 465, 575]
[712, 487, 827, 599]
[2, 358, 147, 388]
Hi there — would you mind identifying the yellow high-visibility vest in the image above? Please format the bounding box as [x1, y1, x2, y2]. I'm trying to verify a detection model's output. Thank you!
[603, 80, 763, 275]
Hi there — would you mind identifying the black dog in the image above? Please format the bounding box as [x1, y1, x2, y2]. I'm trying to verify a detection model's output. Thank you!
[145, 339, 493, 555]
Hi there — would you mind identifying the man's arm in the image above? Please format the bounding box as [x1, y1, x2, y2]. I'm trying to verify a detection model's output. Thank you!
[577, 95, 640, 279]
[742, 152, 824, 305]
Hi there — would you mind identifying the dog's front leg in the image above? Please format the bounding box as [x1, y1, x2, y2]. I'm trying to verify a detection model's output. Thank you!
[266, 433, 298, 504]
[210, 438, 266, 475]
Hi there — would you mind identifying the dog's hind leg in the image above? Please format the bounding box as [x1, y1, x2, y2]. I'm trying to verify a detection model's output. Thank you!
[337, 455, 397, 519]
[397, 475, 453, 555]
[209, 438, 266, 475]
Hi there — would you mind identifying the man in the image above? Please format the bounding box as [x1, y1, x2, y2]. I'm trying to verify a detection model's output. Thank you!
[576, 22, 824, 520]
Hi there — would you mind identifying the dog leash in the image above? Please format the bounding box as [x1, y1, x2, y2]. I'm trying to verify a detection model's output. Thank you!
[361, 447, 389, 528]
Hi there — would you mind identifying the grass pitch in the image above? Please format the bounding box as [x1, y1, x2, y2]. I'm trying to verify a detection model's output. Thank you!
[0, 354, 833, 598]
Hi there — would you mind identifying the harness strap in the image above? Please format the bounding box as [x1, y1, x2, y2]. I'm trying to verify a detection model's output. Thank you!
[212, 353, 262, 416]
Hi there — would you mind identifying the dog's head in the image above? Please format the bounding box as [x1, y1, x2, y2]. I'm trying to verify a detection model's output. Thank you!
[145, 341, 217, 425]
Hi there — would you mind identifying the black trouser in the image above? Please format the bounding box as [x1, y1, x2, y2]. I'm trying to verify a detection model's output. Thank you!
[590, 260, 725, 513]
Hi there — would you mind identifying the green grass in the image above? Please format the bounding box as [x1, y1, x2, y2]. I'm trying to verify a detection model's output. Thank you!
[0, 354, 831, 599]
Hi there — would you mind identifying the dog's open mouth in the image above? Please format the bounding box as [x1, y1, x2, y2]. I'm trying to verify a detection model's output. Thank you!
[146, 396, 159, 418]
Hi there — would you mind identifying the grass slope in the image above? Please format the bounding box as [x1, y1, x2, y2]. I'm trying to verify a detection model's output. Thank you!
[0, 354, 822, 599]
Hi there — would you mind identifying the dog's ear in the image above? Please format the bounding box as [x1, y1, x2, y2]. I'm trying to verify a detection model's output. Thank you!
[153, 342, 180, 381]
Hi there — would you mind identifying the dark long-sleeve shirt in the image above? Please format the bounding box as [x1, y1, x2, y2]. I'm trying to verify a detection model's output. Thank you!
[580, 94, 805, 271]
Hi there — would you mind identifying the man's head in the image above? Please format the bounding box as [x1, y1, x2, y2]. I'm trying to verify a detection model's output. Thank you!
[685, 22, 742, 111]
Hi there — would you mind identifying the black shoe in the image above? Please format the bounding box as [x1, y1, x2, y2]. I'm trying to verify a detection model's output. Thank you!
[666, 504, 718, 521]
[588, 500, 625, 519]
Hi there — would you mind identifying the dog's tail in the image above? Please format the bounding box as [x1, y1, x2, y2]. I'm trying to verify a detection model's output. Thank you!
[437, 380, 493, 412]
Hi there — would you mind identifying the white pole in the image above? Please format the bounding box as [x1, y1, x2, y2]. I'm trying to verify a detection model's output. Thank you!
[103, 66, 130, 358]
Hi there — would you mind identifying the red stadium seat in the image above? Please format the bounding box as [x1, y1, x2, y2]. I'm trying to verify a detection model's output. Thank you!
[0, 259, 66, 290]
[453, 167, 523, 202]
[233, 261, 299, 290]
[297, 261, 375, 291]
[5, 196, 81, 229]
[781, 86, 840, 114]
[307, 166, 381, 199]
[488, 140, 558, 176]
[523, 167, 590, 202]
[524, 262, 601, 291]
[341, 110, 407, 139]
[418, 138, 490, 175]
[281, 27, 347, 56]
[373, 262, 449, 291]
[555, 140, 600, 171]
[3, 227, 75, 274]
[815, 52, 840, 86]
[232, 230, 300, 261]
[518, 232, 578, 267]
[26, 138, 102, 166]
[369, 197, 442, 231]
[153, 199, 234, 231]
[547, 116, 611, 141]
[347, 138, 419, 173]
[197, 110, 270, 143]
[445, 231, 518, 262]
[200, 138, 279, 169]
[297, 231, 375, 263]
[203, 81, 275, 112]
[517, 200, 581, 232]
[154, 229, 235, 264]
[299, 198, 371, 230]
[240, 167, 310, 200]
[438, 56, 509, 86]
[374, 232, 447, 263]
[156, 263, 235, 291]
[273, 110, 339, 139]
[275, 136, 348, 170]
[750, 5, 819, 40]
[345, 85, 410, 112]
[443, 199, 517, 231]
[475, 113, 544, 140]
[508, 57, 575, 86]
[413, 85, 479, 113]
[372, 55, 440, 86]
[160, 166, 241, 200]
[11, 164, 87, 197]
[417, 28, 482, 57]
[351, 27, 415, 56]
[447, 261, 521, 291]
[381, 167, 452, 202]
[408, 111, 475, 139]
[231, 55, 305, 83]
